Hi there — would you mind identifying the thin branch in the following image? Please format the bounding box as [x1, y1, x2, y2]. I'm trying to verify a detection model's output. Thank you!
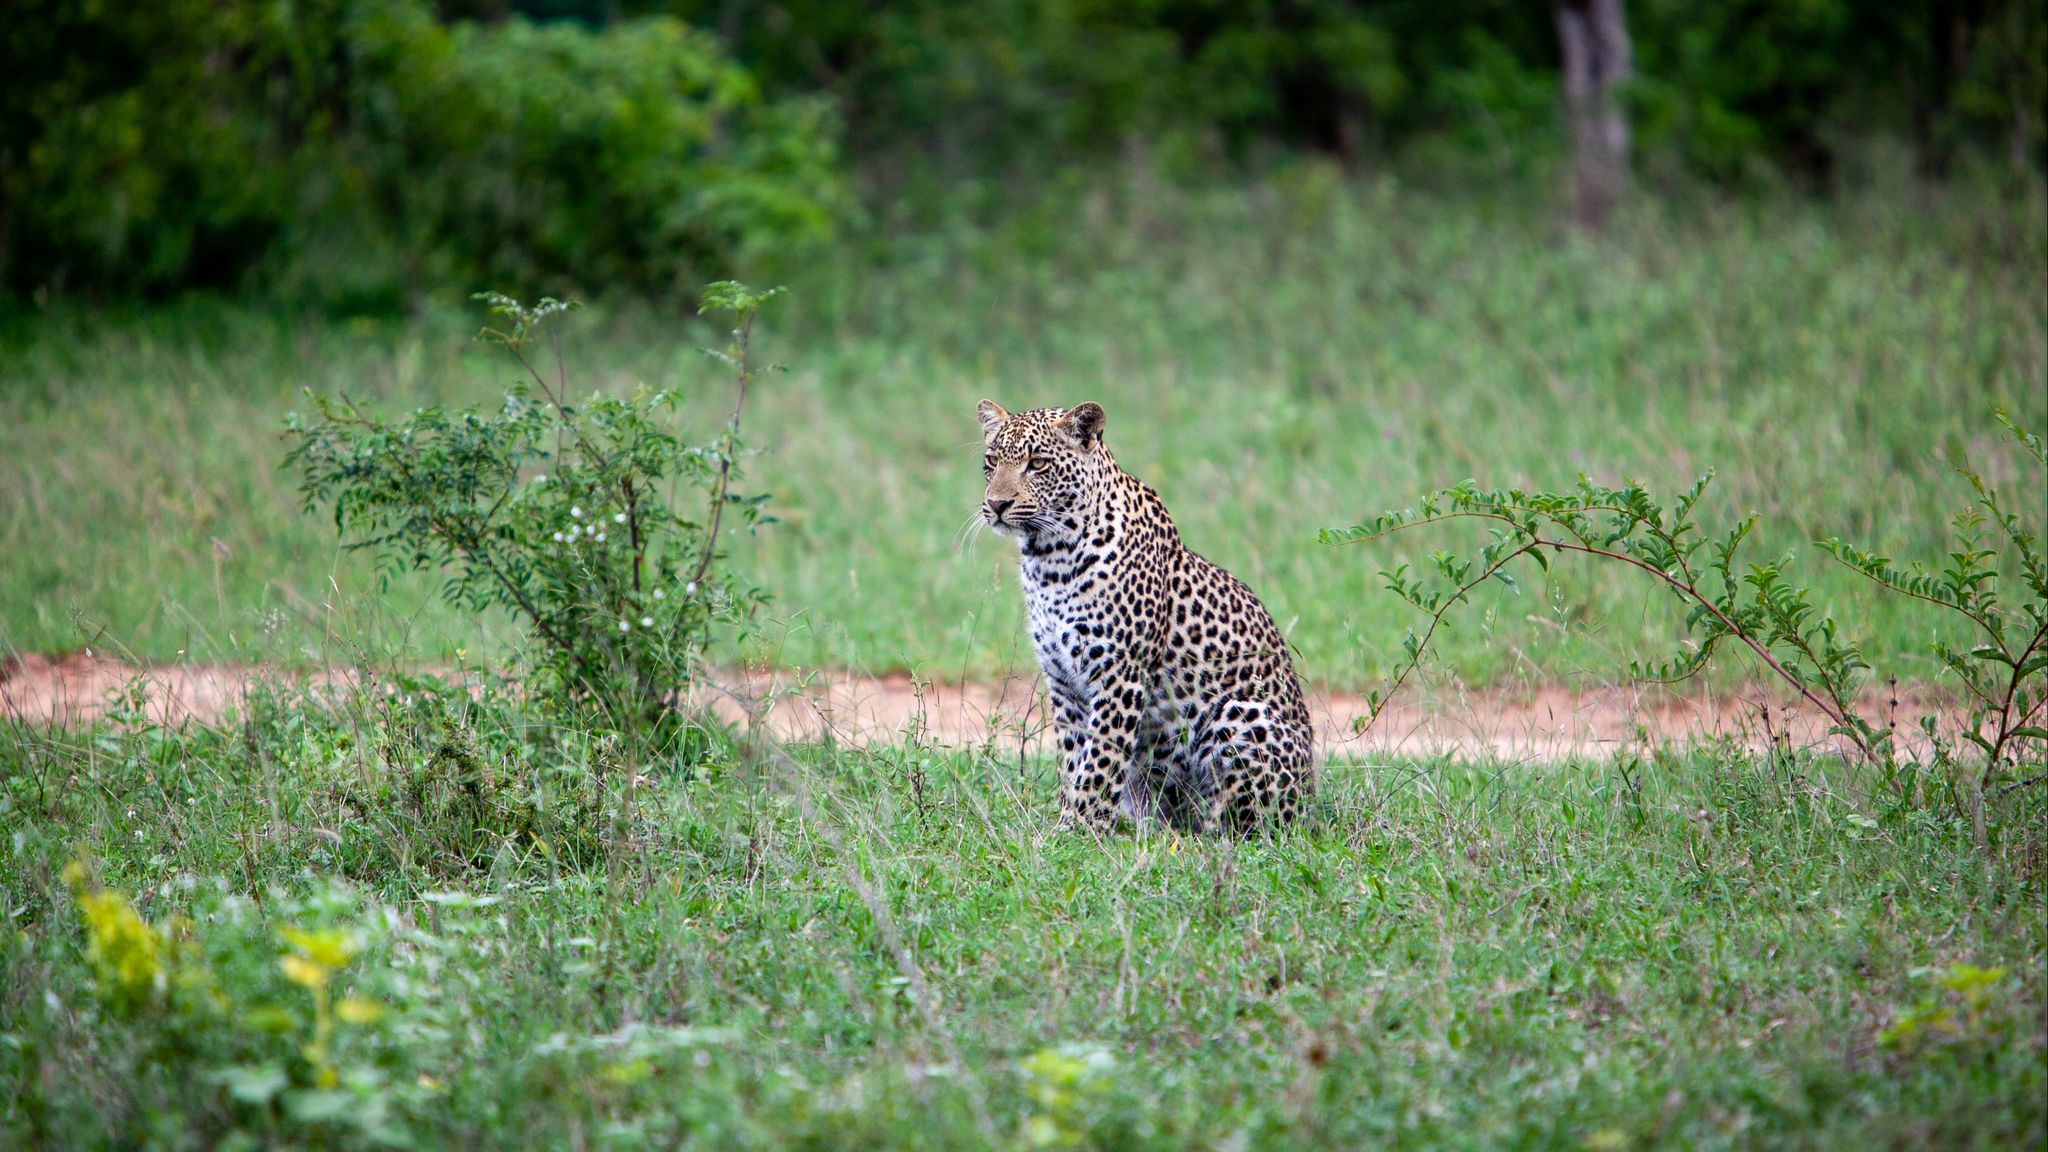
[551, 321, 568, 405]
[624, 474, 643, 594]
[1354, 539, 1541, 740]
[1983, 617, 2048, 787]
[1999, 771, 2048, 796]
[1335, 507, 1877, 761]
[1824, 552, 2002, 643]
[689, 309, 757, 589]
[1539, 535, 1867, 753]
[506, 342, 560, 407]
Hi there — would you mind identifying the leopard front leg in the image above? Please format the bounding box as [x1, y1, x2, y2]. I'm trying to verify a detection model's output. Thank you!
[1047, 668, 1143, 832]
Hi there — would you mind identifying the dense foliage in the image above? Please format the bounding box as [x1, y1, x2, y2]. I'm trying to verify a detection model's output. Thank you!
[676, 0, 2043, 179]
[0, 0, 842, 303]
[5, 0, 2041, 302]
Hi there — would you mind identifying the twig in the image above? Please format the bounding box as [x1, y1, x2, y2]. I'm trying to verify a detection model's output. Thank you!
[1354, 539, 1541, 740]
[689, 308, 758, 589]
[1999, 771, 2048, 796]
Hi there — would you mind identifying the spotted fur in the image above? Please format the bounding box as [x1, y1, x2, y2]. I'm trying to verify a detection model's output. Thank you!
[977, 400, 1314, 833]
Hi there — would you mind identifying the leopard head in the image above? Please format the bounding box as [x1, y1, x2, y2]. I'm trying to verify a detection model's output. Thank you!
[975, 400, 1110, 539]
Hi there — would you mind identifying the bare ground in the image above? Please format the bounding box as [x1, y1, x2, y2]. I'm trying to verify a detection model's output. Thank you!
[3, 651, 1959, 764]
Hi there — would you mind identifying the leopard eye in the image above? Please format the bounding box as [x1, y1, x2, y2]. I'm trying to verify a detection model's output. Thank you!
[1023, 455, 1044, 474]
[982, 454, 994, 473]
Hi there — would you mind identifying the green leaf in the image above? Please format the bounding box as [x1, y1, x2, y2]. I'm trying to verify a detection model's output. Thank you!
[212, 1063, 289, 1105]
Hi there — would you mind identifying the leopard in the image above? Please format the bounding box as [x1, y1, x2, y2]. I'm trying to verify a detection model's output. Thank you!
[976, 399, 1314, 833]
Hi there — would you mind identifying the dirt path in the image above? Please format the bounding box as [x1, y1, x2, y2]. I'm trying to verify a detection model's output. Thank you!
[3, 651, 1948, 763]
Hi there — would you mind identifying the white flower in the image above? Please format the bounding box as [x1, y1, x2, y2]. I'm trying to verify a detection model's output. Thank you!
[126, 809, 137, 820]
[619, 620, 631, 632]
[686, 582, 697, 595]
[595, 531, 606, 542]
[640, 616, 654, 627]
[614, 513, 627, 524]
[652, 589, 665, 600]
[552, 532, 565, 542]
[533, 473, 547, 484]
[570, 505, 583, 518]
[134, 830, 145, 842]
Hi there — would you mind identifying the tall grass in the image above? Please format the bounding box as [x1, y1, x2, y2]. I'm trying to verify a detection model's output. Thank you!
[2, 688, 2041, 1147]
[3, 167, 2043, 691]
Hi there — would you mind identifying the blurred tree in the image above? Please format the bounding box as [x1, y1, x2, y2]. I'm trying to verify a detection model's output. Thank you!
[1629, 0, 2043, 184]
[1555, 0, 1630, 228]
[653, 0, 1562, 172]
[1964, 0, 2048, 173]
[340, 0, 844, 301]
[1879, 0, 2047, 176]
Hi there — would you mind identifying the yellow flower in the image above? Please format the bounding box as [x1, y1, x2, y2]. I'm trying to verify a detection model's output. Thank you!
[281, 927, 361, 971]
[67, 864, 164, 1014]
[280, 954, 329, 990]
[336, 996, 384, 1025]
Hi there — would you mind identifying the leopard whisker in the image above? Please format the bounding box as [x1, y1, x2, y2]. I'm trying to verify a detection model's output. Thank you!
[953, 511, 990, 551]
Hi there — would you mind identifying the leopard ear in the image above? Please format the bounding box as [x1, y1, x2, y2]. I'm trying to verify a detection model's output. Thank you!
[1058, 402, 1105, 448]
[976, 399, 1010, 442]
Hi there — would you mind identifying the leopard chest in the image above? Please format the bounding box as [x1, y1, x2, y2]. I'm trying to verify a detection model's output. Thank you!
[1017, 535, 1170, 695]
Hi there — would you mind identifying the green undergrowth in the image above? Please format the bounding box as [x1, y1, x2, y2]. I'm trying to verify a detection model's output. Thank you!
[1, 682, 2042, 1149]
[3, 170, 2044, 690]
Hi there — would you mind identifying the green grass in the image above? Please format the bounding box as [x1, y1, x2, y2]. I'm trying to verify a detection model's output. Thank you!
[2, 684, 2041, 1148]
[3, 168, 2043, 690]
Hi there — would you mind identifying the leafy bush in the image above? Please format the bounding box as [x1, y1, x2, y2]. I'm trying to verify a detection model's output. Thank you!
[0, 0, 843, 301]
[285, 284, 782, 741]
[337, 2, 843, 298]
[1326, 411, 2046, 824]
[50, 867, 470, 1149]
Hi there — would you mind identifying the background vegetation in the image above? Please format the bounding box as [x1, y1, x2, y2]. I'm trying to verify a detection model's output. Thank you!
[4, 0, 2042, 304]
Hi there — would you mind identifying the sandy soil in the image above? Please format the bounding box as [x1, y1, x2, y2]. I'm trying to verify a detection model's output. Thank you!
[3, 650, 1955, 764]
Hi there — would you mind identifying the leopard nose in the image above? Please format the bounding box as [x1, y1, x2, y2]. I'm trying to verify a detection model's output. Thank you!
[985, 498, 1013, 520]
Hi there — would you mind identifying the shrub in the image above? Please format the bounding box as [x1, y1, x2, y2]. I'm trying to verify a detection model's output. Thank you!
[285, 284, 782, 743]
[1, 1, 843, 301]
[52, 868, 447, 1149]
[1326, 410, 2046, 826]
[337, 2, 844, 298]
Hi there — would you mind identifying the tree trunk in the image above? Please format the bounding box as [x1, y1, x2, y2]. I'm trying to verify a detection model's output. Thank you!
[0, 159, 12, 298]
[2014, 100, 2033, 175]
[1556, 0, 1631, 230]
